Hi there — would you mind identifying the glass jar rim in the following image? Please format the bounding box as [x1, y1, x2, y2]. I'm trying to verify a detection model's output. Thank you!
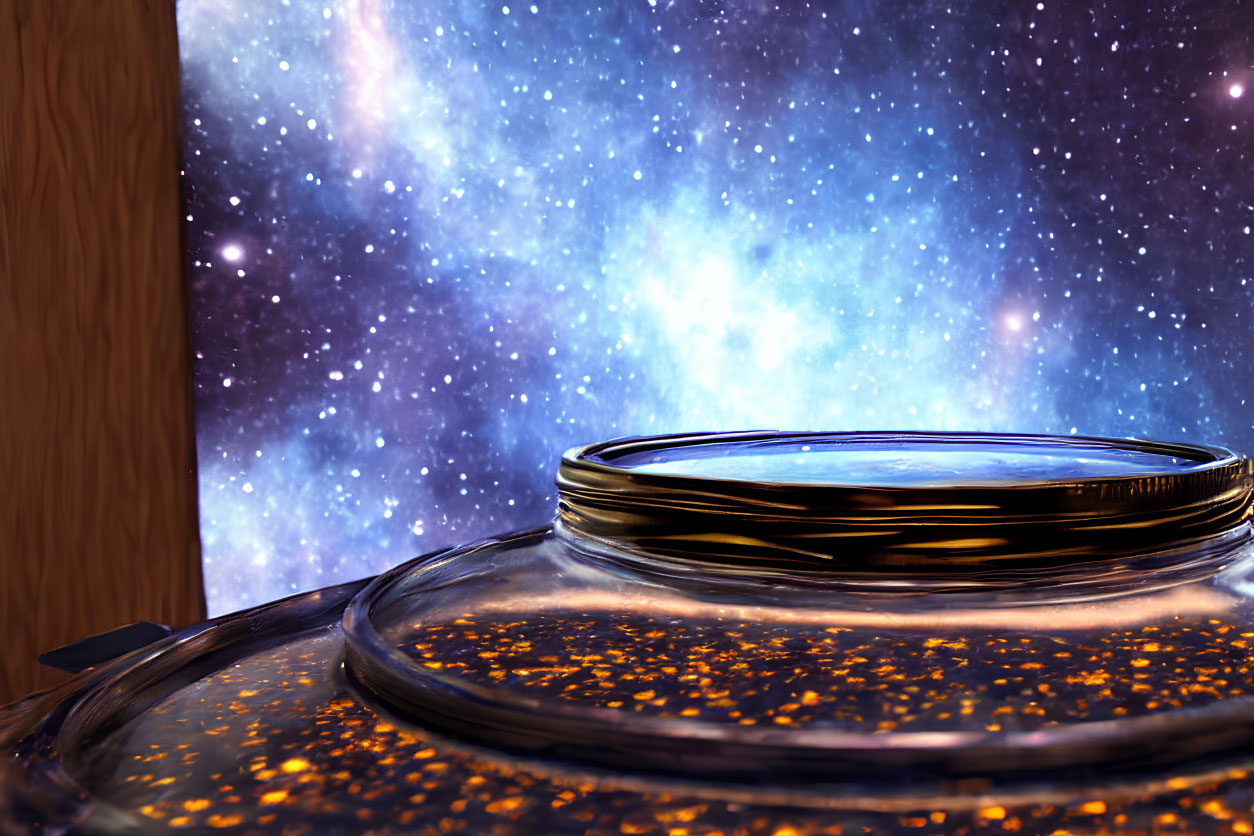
[556, 431, 1253, 572]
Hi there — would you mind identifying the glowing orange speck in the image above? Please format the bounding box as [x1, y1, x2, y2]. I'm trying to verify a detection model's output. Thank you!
[1078, 800, 1107, 814]
[978, 806, 1007, 820]
[485, 797, 526, 814]
[261, 790, 289, 805]
[280, 758, 310, 773]
[206, 814, 245, 828]
[182, 799, 211, 812]
[1202, 799, 1231, 818]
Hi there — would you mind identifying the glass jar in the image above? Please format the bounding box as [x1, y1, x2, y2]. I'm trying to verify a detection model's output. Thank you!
[345, 431, 1254, 782]
[6, 431, 1254, 834]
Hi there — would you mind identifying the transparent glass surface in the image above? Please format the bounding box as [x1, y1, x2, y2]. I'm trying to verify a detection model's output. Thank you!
[351, 526, 1254, 772]
[630, 448, 1200, 486]
[15, 589, 1254, 835]
[615, 437, 1209, 486]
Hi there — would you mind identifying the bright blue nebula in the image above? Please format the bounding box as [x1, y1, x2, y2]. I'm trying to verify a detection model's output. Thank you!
[178, 0, 1254, 614]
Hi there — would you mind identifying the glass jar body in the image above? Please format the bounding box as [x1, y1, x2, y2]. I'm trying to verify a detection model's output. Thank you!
[347, 516, 1254, 784]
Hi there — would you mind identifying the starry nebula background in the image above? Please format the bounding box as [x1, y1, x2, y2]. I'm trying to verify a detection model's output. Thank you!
[178, 0, 1253, 615]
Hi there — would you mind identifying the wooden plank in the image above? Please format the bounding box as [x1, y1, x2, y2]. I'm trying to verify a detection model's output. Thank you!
[0, 0, 205, 705]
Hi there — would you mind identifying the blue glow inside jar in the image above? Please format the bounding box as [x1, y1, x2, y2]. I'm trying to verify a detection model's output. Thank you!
[344, 431, 1254, 791]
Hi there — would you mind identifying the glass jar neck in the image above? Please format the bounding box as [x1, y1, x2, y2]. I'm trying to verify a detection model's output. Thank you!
[556, 431, 1254, 594]
[555, 518, 1253, 607]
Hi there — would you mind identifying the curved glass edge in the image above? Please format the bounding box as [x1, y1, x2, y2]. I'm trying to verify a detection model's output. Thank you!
[557, 431, 1254, 571]
[342, 526, 1254, 785]
[571, 431, 1241, 482]
[0, 577, 375, 834]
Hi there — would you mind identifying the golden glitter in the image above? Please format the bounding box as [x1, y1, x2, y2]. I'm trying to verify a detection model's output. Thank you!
[66, 610, 1254, 834]
[206, 813, 245, 828]
[485, 796, 526, 813]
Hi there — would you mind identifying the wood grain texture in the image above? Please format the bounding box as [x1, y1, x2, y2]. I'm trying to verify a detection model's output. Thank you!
[0, 0, 205, 705]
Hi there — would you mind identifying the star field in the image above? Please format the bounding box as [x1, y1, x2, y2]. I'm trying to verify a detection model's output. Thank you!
[178, 0, 1254, 614]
